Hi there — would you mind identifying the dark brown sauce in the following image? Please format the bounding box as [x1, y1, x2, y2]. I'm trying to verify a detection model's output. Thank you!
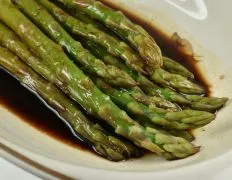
[0, 1, 211, 156]
[0, 71, 90, 151]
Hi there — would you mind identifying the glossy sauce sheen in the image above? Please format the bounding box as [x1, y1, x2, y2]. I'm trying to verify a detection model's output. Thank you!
[0, 2, 210, 152]
[0, 71, 89, 150]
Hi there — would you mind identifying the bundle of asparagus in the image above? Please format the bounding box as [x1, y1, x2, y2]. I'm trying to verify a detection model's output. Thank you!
[0, 0, 228, 161]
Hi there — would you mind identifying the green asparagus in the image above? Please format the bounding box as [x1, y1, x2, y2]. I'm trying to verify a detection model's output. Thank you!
[52, 0, 110, 32]
[56, 0, 163, 73]
[81, 40, 182, 111]
[146, 125, 195, 142]
[81, 40, 190, 104]
[168, 129, 194, 142]
[46, 1, 191, 78]
[36, 0, 148, 74]
[185, 95, 228, 112]
[14, 0, 137, 88]
[82, 40, 157, 90]
[72, 9, 109, 31]
[91, 77, 216, 130]
[0, 45, 139, 161]
[163, 57, 194, 78]
[134, 118, 195, 142]
[125, 87, 181, 112]
[84, 40, 228, 111]
[150, 68, 204, 94]
[0, 0, 199, 159]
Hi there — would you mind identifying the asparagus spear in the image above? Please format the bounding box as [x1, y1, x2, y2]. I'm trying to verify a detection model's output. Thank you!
[168, 129, 194, 142]
[146, 124, 195, 142]
[53, 0, 111, 32]
[84, 40, 228, 111]
[60, 2, 226, 103]
[13, 0, 136, 88]
[46, 1, 191, 79]
[149, 87, 228, 112]
[0, 21, 141, 160]
[0, 0, 198, 159]
[36, 0, 147, 75]
[91, 77, 216, 130]
[150, 68, 204, 94]
[51, 0, 227, 105]
[81, 40, 190, 104]
[185, 95, 228, 112]
[163, 57, 194, 78]
[56, 0, 163, 72]
[63, 39, 178, 111]
[72, 9, 108, 30]
[134, 117, 195, 142]
[0, 46, 139, 161]
[125, 87, 181, 112]
[82, 40, 157, 89]
[39, 0, 203, 94]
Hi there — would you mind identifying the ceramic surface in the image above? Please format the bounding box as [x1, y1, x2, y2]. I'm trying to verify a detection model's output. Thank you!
[1, 0, 231, 179]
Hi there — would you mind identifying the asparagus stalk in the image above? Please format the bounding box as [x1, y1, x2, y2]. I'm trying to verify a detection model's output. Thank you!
[78, 40, 180, 111]
[91, 77, 216, 130]
[82, 40, 157, 90]
[72, 9, 108, 31]
[0, 0, 198, 159]
[0, 45, 139, 161]
[84, 40, 228, 111]
[150, 68, 204, 94]
[56, 0, 163, 73]
[163, 57, 194, 78]
[146, 125, 195, 142]
[168, 130, 194, 142]
[13, 0, 137, 88]
[51, 0, 227, 107]
[48, 0, 192, 79]
[185, 95, 228, 112]
[53, 0, 112, 32]
[134, 117, 195, 142]
[82, 40, 189, 103]
[36, 0, 147, 74]
[40, 0, 204, 94]
[128, 87, 181, 112]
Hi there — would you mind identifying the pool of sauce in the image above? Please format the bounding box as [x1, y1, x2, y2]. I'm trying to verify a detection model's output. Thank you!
[0, 71, 90, 150]
[0, 1, 210, 156]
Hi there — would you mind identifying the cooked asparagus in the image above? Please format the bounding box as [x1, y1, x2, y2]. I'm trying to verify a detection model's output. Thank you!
[0, 45, 139, 161]
[81, 40, 188, 105]
[46, 1, 192, 79]
[83, 40, 228, 111]
[36, 0, 147, 74]
[150, 68, 204, 94]
[163, 57, 194, 78]
[185, 95, 228, 112]
[55, 0, 163, 73]
[53, 0, 203, 94]
[14, 0, 137, 88]
[126, 87, 181, 112]
[0, 0, 199, 159]
[82, 40, 161, 92]
[146, 124, 195, 142]
[91, 77, 216, 130]
[134, 118, 195, 142]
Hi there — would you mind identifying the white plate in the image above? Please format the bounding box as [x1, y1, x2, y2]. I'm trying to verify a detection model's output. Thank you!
[1, 0, 232, 179]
